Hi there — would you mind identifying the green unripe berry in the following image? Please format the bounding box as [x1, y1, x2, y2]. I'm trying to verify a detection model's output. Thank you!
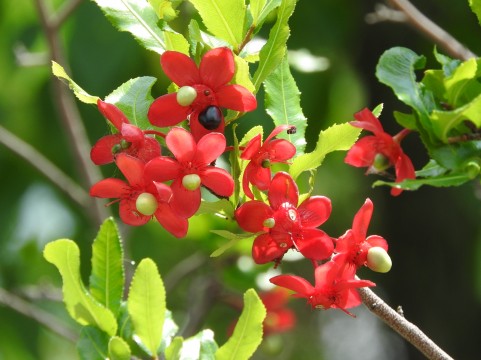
[372, 153, 390, 171]
[111, 144, 122, 154]
[182, 174, 201, 191]
[120, 139, 131, 149]
[176, 86, 197, 106]
[367, 247, 392, 273]
[263, 218, 275, 228]
[135, 192, 158, 216]
[261, 159, 271, 168]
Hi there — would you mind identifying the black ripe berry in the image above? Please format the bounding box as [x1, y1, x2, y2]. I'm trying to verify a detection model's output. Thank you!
[198, 106, 222, 130]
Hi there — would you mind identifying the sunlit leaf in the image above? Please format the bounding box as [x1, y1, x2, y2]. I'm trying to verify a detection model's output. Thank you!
[373, 171, 473, 191]
[216, 289, 266, 360]
[127, 258, 166, 356]
[252, 0, 297, 91]
[189, 0, 246, 49]
[196, 199, 235, 220]
[250, 0, 282, 26]
[77, 326, 110, 360]
[149, 0, 181, 21]
[105, 76, 157, 130]
[93, 0, 169, 54]
[264, 56, 307, 153]
[43, 240, 117, 336]
[51, 61, 99, 104]
[165, 336, 183, 360]
[289, 123, 361, 180]
[210, 230, 255, 257]
[469, 0, 481, 26]
[89, 218, 124, 317]
[160, 309, 180, 353]
[108, 336, 131, 360]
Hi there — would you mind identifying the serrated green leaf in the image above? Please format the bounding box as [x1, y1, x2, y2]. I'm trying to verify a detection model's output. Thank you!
[216, 289, 266, 360]
[289, 123, 361, 180]
[250, 0, 282, 26]
[160, 309, 180, 353]
[210, 230, 255, 257]
[372, 103, 383, 117]
[165, 336, 184, 360]
[393, 111, 417, 130]
[252, 0, 297, 92]
[174, 329, 217, 360]
[163, 29, 190, 55]
[108, 336, 131, 360]
[376, 47, 435, 132]
[188, 19, 231, 61]
[89, 218, 124, 317]
[196, 199, 235, 220]
[43, 240, 117, 336]
[77, 326, 110, 360]
[469, 0, 481, 26]
[51, 61, 99, 104]
[149, 0, 180, 21]
[105, 76, 157, 130]
[264, 56, 306, 153]
[127, 258, 166, 356]
[189, 0, 246, 49]
[232, 55, 255, 95]
[373, 171, 472, 191]
[444, 58, 478, 107]
[93, 0, 168, 54]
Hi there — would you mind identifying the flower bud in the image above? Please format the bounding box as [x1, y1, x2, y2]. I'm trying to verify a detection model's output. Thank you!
[367, 247, 392, 273]
[463, 159, 481, 179]
[372, 153, 390, 171]
[111, 144, 122, 154]
[182, 174, 201, 191]
[135, 192, 158, 216]
[176, 86, 197, 106]
[263, 218, 275, 228]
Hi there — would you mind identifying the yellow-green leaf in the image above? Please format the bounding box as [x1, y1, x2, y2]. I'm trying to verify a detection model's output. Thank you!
[51, 61, 99, 104]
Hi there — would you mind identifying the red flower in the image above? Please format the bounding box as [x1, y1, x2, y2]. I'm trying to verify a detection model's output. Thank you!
[241, 125, 297, 199]
[270, 259, 375, 315]
[91, 100, 161, 165]
[144, 127, 234, 218]
[235, 172, 334, 264]
[90, 153, 188, 237]
[148, 47, 257, 141]
[260, 288, 296, 335]
[344, 108, 415, 196]
[334, 198, 388, 268]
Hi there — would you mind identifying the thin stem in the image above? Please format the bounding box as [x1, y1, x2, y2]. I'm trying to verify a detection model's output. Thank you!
[358, 286, 453, 360]
[236, 25, 256, 55]
[0, 287, 77, 342]
[50, 0, 85, 30]
[386, 0, 476, 60]
[0, 124, 90, 208]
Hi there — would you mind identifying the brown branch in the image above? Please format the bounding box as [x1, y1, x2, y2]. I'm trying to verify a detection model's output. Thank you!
[50, 0, 85, 30]
[0, 287, 77, 342]
[34, 0, 108, 226]
[385, 0, 476, 60]
[359, 286, 453, 360]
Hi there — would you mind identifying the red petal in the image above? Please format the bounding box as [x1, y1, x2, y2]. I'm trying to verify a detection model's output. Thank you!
[215, 84, 257, 111]
[242, 163, 256, 200]
[90, 178, 127, 198]
[344, 136, 380, 167]
[152, 181, 173, 203]
[116, 153, 145, 187]
[264, 139, 296, 162]
[351, 108, 384, 134]
[199, 47, 234, 90]
[314, 260, 338, 288]
[352, 198, 373, 240]
[120, 123, 143, 143]
[160, 51, 201, 86]
[366, 235, 388, 251]
[235, 200, 273, 233]
[90, 134, 121, 165]
[97, 100, 129, 131]
[194, 132, 226, 165]
[134, 137, 162, 163]
[119, 199, 150, 226]
[144, 156, 181, 182]
[295, 229, 334, 261]
[199, 167, 234, 197]
[166, 127, 196, 163]
[248, 164, 271, 191]
[298, 196, 332, 227]
[148, 93, 191, 128]
[270, 274, 314, 297]
[268, 172, 298, 210]
[189, 111, 225, 142]
[392, 152, 416, 196]
[240, 134, 262, 160]
[170, 178, 201, 218]
[154, 203, 189, 238]
[252, 233, 287, 264]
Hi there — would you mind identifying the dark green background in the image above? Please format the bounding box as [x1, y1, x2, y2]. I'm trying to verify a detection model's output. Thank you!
[1, 0, 480, 359]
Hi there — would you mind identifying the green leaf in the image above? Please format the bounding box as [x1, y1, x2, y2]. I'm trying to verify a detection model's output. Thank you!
[289, 123, 361, 180]
[197, 199, 235, 220]
[105, 76, 157, 130]
[43, 240, 117, 336]
[216, 289, 266, 360]
[160, 309, 180, 353]
[444, 58, 479, 107]
[198, 330, 219, 359]
[469, 0, 481, 26]
[252, 0, 297, 92]
[373, 171, 472, 191]
[93, 0, 170, 54]
[250, 0, 282, 26]
[210, 230, 255, 257]
[165, 336, 184, 360]
[393, 111, 417, 130]
[51, 61, 99, 104]
[77, 326, 110, 360]
[376, 47, 435, 132]
[89, 218, 124, 317]
[188, 19, 231, 61]
[264, 56, 307, 153]
[189, 0, 246, 49]
[108, 336, 131, 360]
[127, 258, 166, 356]
[232, 55, 255, 95]
[163, 28, 190, 55]
[149, 0, 180, 21]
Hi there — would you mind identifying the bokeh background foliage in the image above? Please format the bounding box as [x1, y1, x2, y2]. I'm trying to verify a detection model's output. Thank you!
[1, 0, 481, 359]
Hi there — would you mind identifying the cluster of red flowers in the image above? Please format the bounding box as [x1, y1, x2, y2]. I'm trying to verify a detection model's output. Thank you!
[88, 47, 407, 319]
